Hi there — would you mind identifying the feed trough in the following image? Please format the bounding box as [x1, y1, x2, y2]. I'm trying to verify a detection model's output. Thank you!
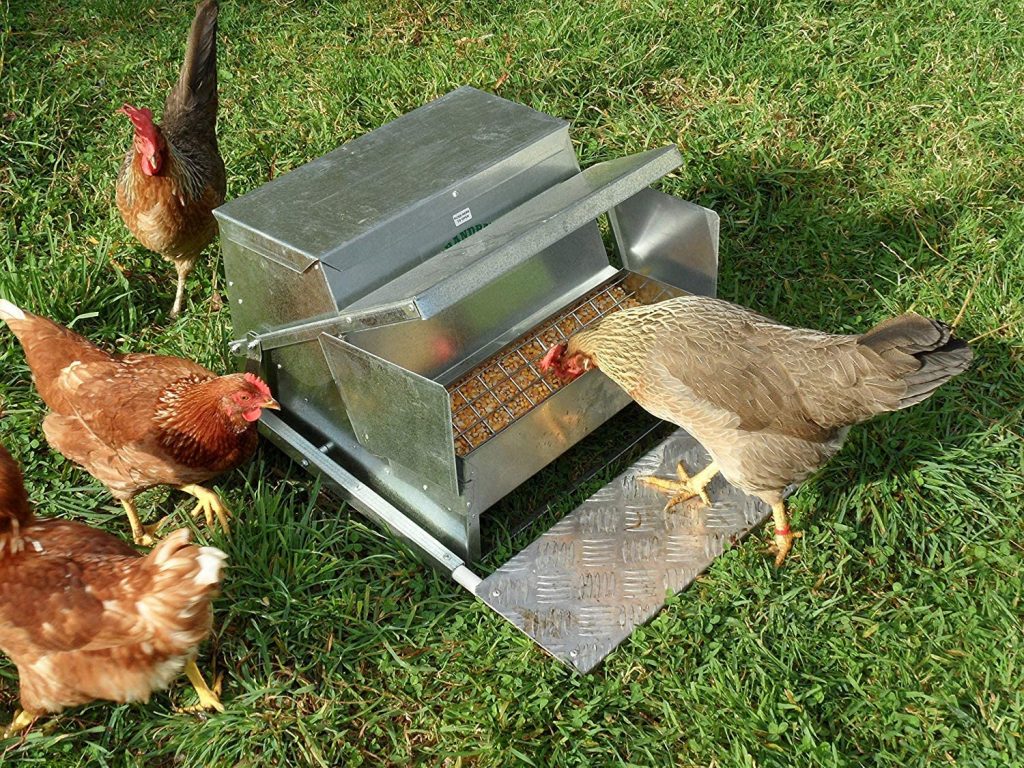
[215, 87, 769, 672]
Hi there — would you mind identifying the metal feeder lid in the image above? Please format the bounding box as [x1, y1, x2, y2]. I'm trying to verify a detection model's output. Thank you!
[214, 86, 571, 280]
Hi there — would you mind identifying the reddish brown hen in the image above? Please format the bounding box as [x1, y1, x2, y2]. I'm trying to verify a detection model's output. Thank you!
[0, 299, 278, 545]
[116, 0, 225, 317]
[0, 440, 226, 736]
[541, 296, 972, 565]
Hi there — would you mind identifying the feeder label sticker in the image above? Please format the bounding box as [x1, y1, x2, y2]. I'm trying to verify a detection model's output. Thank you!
[453, 207, 473, 226]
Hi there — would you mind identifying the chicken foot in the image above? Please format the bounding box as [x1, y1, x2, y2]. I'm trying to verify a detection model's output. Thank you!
[3, 709, 37, 738]
[177, 659, 225, 714]
[769, 501, 802, 567]
[122, 498, 156, 547]
[179, 484, 232, 535]
[137, 485, 232, 543]
[639, 461, 719, 512]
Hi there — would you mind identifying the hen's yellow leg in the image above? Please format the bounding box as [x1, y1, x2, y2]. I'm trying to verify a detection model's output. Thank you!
[178, 484, 232, 535]
[169, 259, 194, 318]
[639, 461, 719, 511]
[769, 501, 803, 567]
[3, 709, 37, 738]
[122, 499, 155, 547]
[179, 659, 225, 714]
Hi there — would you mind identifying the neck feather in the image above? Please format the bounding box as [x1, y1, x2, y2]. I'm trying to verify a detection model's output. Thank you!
[571, 308, 657, 391]
[155, 376, 256, 469]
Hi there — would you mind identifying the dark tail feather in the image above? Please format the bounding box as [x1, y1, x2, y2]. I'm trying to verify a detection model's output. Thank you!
[859, 313, 973, 409]
[0, 443, 33, 554]
[164, 0, 219, 125]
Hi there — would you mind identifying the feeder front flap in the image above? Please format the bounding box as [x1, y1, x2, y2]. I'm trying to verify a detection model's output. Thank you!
[320, 334, 459, 497]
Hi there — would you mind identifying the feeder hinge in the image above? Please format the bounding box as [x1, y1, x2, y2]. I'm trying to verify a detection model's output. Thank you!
[229, 332, 264, 375]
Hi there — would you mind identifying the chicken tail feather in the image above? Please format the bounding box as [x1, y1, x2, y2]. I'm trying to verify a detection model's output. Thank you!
[859, 313, 973, 409]
[148, 529, 226, 585]
[164, 0, 219, 126]
[0, 443, 34, 555]
[0, 299, 26, 322]
[139, 529, 225, 649]
[195, 547, 227, 586]
[0, 304, 113, 409]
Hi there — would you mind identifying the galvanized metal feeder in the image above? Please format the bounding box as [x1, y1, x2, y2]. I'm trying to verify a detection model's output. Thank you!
[215, 87, 768, 672]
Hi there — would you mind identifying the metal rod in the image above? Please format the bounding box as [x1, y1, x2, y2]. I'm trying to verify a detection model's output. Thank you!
[257, 411, 483, 591]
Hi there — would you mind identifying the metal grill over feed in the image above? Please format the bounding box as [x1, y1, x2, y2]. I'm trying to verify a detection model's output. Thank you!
[216, 87, 765, 674]
[449, 276, 643, 456]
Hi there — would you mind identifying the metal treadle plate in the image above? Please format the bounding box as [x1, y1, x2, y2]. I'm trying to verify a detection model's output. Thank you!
[476, 428, 770, 672]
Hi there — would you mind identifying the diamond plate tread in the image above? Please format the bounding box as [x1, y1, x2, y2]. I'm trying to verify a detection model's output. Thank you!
[477, 428, 769, 672]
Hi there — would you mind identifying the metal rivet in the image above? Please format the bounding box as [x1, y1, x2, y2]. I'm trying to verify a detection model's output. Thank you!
[228, 281, 234, 287]
[569, 649, 578, 658]
[276, 363, 282, 369]
[452, 190, 458, 198]
[301, 459, 308, 467]
[491, 589, 500, 597]
[237, 298, 243, 304]
[344, 316, 351, 323]
[422, 484, 428, 491]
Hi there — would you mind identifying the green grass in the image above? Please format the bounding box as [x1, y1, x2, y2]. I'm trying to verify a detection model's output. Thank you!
[1, 0, 1022, 765]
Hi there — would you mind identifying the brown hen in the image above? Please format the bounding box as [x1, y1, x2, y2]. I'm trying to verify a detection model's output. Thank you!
[541, 296, 972, 565]
[116, 0, 225, 317]
[0, 440, 226, 736]
[0, 299, 278, 546]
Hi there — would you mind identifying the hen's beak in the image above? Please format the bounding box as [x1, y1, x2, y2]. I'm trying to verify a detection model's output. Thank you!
[263, 397, 281, 411]
[539, 343, 567, 373]
[148, 153, 159, 169]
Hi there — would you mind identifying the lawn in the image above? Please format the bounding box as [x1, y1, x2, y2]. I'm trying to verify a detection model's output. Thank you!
[1, 0, 1022, 765]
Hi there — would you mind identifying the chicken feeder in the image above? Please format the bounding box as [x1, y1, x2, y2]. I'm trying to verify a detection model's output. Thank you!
[215, 87, 769, 672]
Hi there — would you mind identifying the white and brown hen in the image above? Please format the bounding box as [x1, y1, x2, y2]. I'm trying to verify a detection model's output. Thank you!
[0, 440, 226, 736]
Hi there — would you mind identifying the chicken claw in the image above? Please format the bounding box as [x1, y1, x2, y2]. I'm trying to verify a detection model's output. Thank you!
[177, 659, 225, 714]
[769, 501, 803, 567]
[122, 499, 156, 547]
[178, 484, 232, 535]
[638, 461, 719, 512]
[3, 709, 37, 738]
[141, 514, 177, 544]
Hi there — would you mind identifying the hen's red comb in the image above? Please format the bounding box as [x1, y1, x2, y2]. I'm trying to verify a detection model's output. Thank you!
[244, 372, 273, 400]
[538, 343, 566, 373]
[119, 104, 159, 144]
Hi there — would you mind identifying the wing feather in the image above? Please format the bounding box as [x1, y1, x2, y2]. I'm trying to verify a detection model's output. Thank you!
[621, 299, 908, 439]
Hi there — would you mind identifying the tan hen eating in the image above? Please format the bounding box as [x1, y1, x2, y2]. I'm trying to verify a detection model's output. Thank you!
[540, 295, 972, 565]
